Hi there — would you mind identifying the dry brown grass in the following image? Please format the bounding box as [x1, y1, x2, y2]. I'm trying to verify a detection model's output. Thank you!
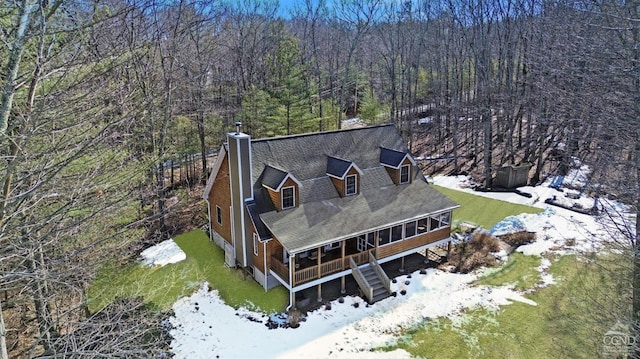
[499, 231, 536, 248]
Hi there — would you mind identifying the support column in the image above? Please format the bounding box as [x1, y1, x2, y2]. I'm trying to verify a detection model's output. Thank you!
[291, 255, 296, 286]
[447, 241, 452, 259]
[399, 256, 405, 273]
[341, 239, 346, 294]
[317, 284, 323, 302]
[317, 247, 321, 279]
[290, 291, 296, 310]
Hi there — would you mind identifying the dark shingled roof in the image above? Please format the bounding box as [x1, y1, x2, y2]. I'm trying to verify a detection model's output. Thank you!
[380, 147, 408, 168]
[250, 124, 406, 184]
[260, 168, 458, 254]
[246, 124, 458, 252]
[326, 156, 353, 178]
[261, 165, 288, 190]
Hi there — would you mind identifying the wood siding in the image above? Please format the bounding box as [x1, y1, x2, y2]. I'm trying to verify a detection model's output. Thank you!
[208, 154, 232, 244]
[384, 157, 413, 185]
[376, 227, 450, 258]
[329, 167, 360, 197]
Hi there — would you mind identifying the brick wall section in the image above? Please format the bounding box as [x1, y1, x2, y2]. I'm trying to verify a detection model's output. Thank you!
[208, 154, 232, 244]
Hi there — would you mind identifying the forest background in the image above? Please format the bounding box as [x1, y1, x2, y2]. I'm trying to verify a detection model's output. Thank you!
[0, 0, 639, 357]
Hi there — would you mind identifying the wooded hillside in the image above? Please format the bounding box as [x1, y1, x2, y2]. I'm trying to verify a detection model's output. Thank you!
[1, 0, 638, 357]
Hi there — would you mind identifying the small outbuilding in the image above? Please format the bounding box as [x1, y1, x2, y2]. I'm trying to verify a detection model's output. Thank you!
[494, 163, 532, 189]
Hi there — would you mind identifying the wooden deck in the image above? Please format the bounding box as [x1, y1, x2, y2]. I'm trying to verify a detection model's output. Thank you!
[271, 250, 370, 286]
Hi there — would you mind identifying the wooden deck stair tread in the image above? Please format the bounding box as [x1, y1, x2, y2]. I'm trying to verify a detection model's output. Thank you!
[357, 266, 391, 304]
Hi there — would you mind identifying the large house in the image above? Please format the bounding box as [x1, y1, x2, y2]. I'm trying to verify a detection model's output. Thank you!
[202, 124, 458, 308]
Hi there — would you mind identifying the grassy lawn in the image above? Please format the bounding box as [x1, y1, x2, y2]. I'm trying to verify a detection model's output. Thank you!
[387, 255, 615, 358]
[88, 230, 288, 313]
[475, 253, 542, 290]
[433, 185, 543, 229]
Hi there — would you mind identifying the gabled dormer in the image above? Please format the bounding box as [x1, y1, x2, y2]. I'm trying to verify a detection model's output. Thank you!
[326, 156, 363, 197]
[261, 165, 301, 211]
[380, 147, 416, 185]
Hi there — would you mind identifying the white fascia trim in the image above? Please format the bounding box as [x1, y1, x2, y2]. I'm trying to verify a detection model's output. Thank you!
[262, 173, 303, 192]
[274, 173, 302, 191]
[381, 153, 417, 170]
[202, 145, 227, 199]
[326, 162, 364, 180]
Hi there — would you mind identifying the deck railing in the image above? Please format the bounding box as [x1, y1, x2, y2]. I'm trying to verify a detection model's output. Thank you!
[271, 249, 374, 287]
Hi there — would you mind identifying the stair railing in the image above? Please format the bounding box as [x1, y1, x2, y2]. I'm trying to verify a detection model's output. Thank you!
[350, 257, 373, 303]
[369, 252, 391, 294]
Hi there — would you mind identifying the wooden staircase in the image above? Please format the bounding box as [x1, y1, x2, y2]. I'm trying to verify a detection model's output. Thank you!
[360, 266, 391, 303]
[350, 252, 392, 304]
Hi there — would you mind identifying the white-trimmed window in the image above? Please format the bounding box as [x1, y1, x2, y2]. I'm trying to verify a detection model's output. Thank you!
[391, 225, 403, 243]
[405, 221, 417, 238]
[345, 174, 357, 195]
[440, 212, 451, 227]
[378, 228, 391, 246]
[216, 205, 222, 225]
[253, 233, 259, 256]
[400, 165, 411, 184]
[282, 186, 295, 209]
[417, 218, 429, 234]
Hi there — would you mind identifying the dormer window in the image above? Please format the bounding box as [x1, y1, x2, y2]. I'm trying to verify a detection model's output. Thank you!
[380, 147, 416, 185]
[345, 174, 357, 195]
[326, 156, 363, 198]
[400, 165, 410, 184]
[261, 165, 301, 211]
[282, 186, 295, 209]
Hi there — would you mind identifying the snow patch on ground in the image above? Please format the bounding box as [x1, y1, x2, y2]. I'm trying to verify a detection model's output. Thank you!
[140, 239, 186, 267]
[170, 268, 539, 359]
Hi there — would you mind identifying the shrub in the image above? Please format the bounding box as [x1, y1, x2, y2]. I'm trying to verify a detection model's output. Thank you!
[468, 231, 501, 252]
[449, 231, 500, 273]
[500, 231, 536, 248]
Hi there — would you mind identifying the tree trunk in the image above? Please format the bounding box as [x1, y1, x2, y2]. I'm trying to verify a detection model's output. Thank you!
[634, 129, 640, 352]
[0, 299, 7, 359]
[0, 0, 38, 133]
[29, 244, 56, 355]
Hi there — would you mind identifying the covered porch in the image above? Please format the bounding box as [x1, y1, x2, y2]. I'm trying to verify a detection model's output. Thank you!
[269, 227, 451, 288]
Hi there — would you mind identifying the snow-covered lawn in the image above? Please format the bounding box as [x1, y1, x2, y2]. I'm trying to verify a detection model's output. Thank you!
[140, 175, 621, 358]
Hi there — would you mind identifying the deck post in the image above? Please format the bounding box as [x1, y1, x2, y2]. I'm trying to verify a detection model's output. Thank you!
[341, 240, 346, 270]
[317, 247, 322, 279]
[399, 256, 405, 272]
[341, 276, 346, 294]
[317, 284, 322, 302]
[447, 241, 452, 259]
[290, 290, 296, 310]
[291, 255, 296, 286]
